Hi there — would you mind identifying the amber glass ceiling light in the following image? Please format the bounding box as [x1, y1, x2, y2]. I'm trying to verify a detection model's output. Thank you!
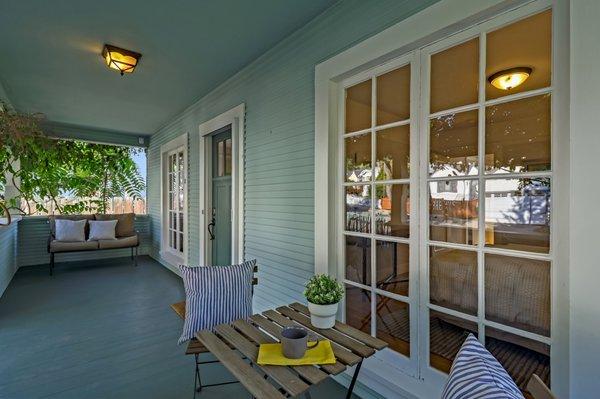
[488, 67, 532, 90]
[102, 44, 141, 75]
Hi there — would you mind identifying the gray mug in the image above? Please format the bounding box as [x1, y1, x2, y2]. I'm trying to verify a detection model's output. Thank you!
[280, 326, 319, 359]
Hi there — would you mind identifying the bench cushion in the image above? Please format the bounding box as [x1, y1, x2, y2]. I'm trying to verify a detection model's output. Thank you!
[50, 240, 99, 253]
[95, 213, 135, 237]
[98, 235, 138, 249]
[178, 260, 256, 344]
[49, 214, 95, 238]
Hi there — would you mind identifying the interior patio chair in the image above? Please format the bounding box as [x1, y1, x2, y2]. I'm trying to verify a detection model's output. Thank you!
[170, 263, 258, 398]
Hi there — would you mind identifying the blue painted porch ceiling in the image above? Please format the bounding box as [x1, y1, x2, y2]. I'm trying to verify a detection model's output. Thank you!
[0, 0, 336, 135]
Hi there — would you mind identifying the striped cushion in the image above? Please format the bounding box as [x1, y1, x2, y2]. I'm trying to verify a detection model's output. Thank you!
[178, 260, 255, 344]
[441, 334, 524, 399]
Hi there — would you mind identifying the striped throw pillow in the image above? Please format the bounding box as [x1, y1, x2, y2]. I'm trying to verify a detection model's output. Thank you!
[441, 334, 524, 399]
[178, 260, 255, 344]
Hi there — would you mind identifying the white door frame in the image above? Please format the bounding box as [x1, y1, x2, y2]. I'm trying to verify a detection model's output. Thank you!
[198, 103, 245, 265]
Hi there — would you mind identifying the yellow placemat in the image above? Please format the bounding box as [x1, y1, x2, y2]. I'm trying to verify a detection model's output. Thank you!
[257, 340, 336, 366]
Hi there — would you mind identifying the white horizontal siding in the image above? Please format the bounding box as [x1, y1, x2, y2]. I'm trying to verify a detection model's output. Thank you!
[147, 0, 440, 310]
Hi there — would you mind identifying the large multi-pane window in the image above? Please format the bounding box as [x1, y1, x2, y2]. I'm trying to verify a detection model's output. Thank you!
[343, 59, 416, 361]
[166, 148, 185, 254]
[341, 8, 553, 394]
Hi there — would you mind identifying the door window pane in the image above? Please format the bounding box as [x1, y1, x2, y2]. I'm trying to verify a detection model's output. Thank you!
[485, 94, 551, 174]
[345, 80, 372, 133]
[429, 246, 478, 316]
[345, 185, 371, 233]
[376, 125, 410, 180]
[345, 285, 371, 334]
[486, 10, 551, 100]
[485, 254, 550, 336]
[376, 65, 410, 125]
[345, 236, 371, 286]
[429, 180, 478, 245]
[485, 327, 550, 393]
[345, 132, 372, 182]
[430, 310, 478, 373]
[430, 110, 478, 177]
[430, 38, 479, 113]
[376, 240, 409, 296]
[217, 140, 225, 177]
[484, 178, 550, 253]
[376, 295, 410, 356]
[225, 138, 232, 175]
[375, 184, 410, 238]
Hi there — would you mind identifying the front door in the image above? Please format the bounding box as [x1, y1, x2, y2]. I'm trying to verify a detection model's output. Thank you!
[209, 128, 232, 265]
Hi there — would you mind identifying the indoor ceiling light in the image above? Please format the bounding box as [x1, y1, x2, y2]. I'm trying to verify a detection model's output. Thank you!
[488, 67, 532, 90]
[102, 44, 141, 76]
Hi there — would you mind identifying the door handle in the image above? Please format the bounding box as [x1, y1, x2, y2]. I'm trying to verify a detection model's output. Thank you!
[208, 217, 215, 240]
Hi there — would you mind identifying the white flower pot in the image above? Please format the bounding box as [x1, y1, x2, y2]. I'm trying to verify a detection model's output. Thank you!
[307, 301, 339, 329]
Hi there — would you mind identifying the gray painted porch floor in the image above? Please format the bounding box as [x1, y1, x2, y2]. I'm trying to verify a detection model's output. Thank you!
[0, 257, 354, 398]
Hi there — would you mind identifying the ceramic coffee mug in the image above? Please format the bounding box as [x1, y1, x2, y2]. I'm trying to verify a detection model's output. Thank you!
[281, 326, 319, 359]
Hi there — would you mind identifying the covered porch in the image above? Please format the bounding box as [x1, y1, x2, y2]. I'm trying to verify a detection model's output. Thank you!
[1, 0, 599, 398]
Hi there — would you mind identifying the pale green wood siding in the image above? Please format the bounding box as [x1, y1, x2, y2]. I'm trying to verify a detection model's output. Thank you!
[17, 216, 151, 267]
[0, 223, 18, 298]
[148, 0, 439, 311]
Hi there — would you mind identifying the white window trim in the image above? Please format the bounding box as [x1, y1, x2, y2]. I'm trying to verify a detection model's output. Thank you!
[198, 103, 245, 265]
[314, 0, 569, 398]
[160, 133, 188, 267]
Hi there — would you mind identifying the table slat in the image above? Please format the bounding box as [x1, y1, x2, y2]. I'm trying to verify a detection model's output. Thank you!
[195, 330, 286, 399]
[289, 302, 388, 350]
[171, 301, 185, 320]
[262, 310, 361, 366]
[214, 324, 310, 397]
[232, 319, 329, 385]
[250, 314, 346, 375]
[277, 306, 375, 358]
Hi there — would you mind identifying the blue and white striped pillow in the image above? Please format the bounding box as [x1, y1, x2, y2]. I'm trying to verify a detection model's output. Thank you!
[441, 334, 524, 399]
[178, 260, 255, 344]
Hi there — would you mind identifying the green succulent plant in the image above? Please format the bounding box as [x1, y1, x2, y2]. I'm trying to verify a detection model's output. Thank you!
[304, 274, 344, 305]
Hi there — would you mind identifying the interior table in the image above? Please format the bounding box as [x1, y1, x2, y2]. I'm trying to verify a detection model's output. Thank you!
[194, 302, 388, 399]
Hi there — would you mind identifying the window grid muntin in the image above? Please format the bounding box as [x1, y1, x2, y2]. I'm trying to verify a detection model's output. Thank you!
[166, 148, 185, 253]
[342, 60, 414, 360]
[424, 19, 554, 368]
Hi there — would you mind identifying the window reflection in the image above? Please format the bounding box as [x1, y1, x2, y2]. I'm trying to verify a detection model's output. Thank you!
[430, 310, 477, 373]
[345, 285, 371, 334]
[375, 184, 410, 238]
[485, 254, 550, 336]
[484, 178, 550, 253]
[486, 327, 550, 393]
[376, 125, 410, 180]
[345, 133, 372, 182]
[346, 80, 372, 133]
[376, 240, 409, 297]
[345, 236, 371, 286]
[345, 185, 371, 233]
[377, 65, 410, 125]
[429, 180, 478, 245]
[376, 295, 410, 356]
[486, 10, 551, 100]
[429, 246, 478, 316]
[430, 38, 479, 113]
[430, 110, 478, 177]
[485, 94, 551, 174]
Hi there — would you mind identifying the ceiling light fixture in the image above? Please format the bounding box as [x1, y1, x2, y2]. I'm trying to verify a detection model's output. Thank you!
[488, 67, 532, 90]
[102, 44, 141, 76]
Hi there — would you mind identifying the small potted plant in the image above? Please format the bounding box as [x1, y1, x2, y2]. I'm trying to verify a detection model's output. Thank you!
[304, 274, 344, 329]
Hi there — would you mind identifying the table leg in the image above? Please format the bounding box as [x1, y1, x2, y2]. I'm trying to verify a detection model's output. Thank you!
[346, 360, 363, 399]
